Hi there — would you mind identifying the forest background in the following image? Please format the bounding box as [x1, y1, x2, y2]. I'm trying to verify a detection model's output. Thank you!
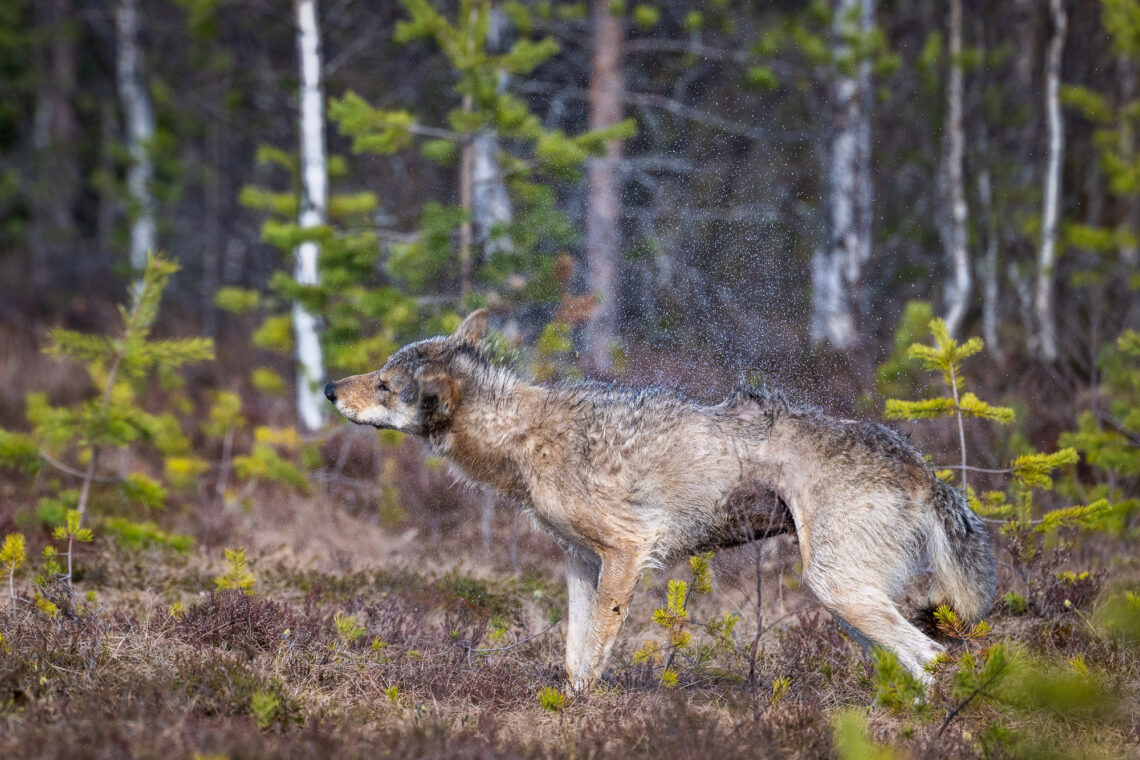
[0, 0, 1138, 758]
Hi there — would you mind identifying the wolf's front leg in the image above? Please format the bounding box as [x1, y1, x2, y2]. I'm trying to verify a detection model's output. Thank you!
[569, 546, 649, 692]
[564, 548, 601, 682]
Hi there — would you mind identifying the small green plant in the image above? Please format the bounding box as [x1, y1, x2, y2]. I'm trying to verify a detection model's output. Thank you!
[770, 675, 791, 705]
[871, 647, 927, 714]
[488, 614, 510, 643]
[34, 594, 58, 618]
[1002, 590, 1028, 615]
[1, 532, 26, 610]
[52, 509, 94, 582]
[933, 605, 991, 646]
[635, 552, 725, 685]
[384, 684, 400, 704]
[832, 708, 900, 760]
[334, 611, 366, 645]
[215, 548, 256, 594]
[537, 685, 566, 712]
[102, 518, 193, 552]
[250, 690, 280, 730]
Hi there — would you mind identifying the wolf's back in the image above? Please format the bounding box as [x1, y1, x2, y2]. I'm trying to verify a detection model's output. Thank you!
[925, 479, 997, 622]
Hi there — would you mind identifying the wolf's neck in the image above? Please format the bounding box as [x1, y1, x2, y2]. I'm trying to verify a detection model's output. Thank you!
[428, 366, 539, 501]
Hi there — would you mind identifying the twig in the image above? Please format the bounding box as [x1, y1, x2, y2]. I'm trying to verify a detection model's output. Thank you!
[465, 620, 562, 655]
[939, 464, 1012, 474]
[1092, 409, 1140, 447]
[39, 450, 120, 483]
[979, 516, 1043, 526]
[938, 688, 983, 736]
[937, 646, 1010, 736]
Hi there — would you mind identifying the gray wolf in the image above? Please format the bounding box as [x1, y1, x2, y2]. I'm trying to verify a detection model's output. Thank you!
[324, 310, 996, 690]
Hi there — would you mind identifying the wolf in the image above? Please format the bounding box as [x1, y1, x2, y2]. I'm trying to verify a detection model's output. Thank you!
[324, 310, 996, 691]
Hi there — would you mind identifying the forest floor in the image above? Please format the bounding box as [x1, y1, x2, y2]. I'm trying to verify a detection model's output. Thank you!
[1, 450, 1139, 759]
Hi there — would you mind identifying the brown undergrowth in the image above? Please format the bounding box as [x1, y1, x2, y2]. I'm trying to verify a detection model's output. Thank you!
[1, 484, 1137, 759]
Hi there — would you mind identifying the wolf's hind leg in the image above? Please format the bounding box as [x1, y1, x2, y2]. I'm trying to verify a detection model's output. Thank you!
[565, 548, 600, 683]
[805, 571, 943, 683]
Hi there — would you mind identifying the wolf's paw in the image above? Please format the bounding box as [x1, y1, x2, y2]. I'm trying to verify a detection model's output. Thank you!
[566, 668, 596, 696]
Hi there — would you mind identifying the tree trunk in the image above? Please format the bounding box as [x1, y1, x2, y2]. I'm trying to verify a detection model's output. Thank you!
[115, 0, 156, 277]
[584, 0, 625, 375]
[470, 9, 513, 278]
[1034, 0, 1067, 362]
[293, 0, 328, 431]
[458, 92, 475, 299]
[472, 130, 512, 257]
[811, 0, 875, 351]
[1120, 54, 1138, 267]
[942, 0, 971, 336]
[202, 77, 224, 338]
[30, 0, 78, 296]
[973, 15, 1001, 360]
[978, 167, 1002, 359]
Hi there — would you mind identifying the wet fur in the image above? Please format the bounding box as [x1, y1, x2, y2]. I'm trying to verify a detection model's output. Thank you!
[326, 311, 996, 690]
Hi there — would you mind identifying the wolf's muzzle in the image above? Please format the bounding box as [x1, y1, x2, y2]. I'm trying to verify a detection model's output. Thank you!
[324, 381, 337, 402]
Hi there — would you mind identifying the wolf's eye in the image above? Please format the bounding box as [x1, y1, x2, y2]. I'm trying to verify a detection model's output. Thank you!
[377, 380, 390, 393]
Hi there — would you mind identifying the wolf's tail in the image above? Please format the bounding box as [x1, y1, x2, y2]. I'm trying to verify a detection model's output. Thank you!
[923, 479, 997, 623]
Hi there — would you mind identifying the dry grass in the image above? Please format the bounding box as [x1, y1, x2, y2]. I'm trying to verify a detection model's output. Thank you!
[1, 474, 1138, 760]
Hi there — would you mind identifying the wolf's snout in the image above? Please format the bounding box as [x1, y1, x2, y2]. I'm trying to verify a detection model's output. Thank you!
[323, 381, 337, 402]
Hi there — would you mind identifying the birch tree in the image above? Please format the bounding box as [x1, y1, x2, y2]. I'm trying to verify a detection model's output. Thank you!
[293, 0, 328, 431]
[470, 8, 514, 286]
[115, 0, 156, 278]
[811, 0, 875, 351]
[458, 6, 514, 299]
[1034, 0, 1067, 361]
[584, 0, 625, 375]
[942, 0, 971, 336]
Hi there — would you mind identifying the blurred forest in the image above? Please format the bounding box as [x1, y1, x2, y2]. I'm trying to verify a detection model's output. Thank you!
[2, 0, 1138, 408]
[0, 1, 1139, 758]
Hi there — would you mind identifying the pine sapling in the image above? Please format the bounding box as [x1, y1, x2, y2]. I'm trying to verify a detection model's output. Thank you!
[215, 547, 256, 594]
[884, 318, 1014, 492]
[1, 532, 26, 610]
[635, 551, 718, 686]
[54, 509, 94, 583]
[0, 253, 214, 586]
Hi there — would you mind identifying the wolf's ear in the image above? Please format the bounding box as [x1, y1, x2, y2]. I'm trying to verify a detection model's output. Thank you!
[453, 308, 489, 347]
[414, 367, 460, 416]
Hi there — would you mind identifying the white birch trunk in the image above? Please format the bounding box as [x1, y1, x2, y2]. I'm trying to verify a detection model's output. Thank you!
[294, 0, 327, 431]
[811, 0, 874, 350]
[942, 0, 971, 336]
[472, 131, 513, 257]
[1034, 0, 1067, 362]
[115, 0, 156, 276]
[472, 11, 513, 261]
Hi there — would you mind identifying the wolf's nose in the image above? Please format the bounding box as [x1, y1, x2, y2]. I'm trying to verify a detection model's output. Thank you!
[323, 381, 337, 402]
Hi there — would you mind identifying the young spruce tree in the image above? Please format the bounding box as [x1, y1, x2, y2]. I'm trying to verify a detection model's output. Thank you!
[0, 254, 213, 586]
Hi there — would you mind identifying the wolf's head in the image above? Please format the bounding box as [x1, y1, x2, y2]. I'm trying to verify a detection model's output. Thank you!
[324, 309, 490, 434]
